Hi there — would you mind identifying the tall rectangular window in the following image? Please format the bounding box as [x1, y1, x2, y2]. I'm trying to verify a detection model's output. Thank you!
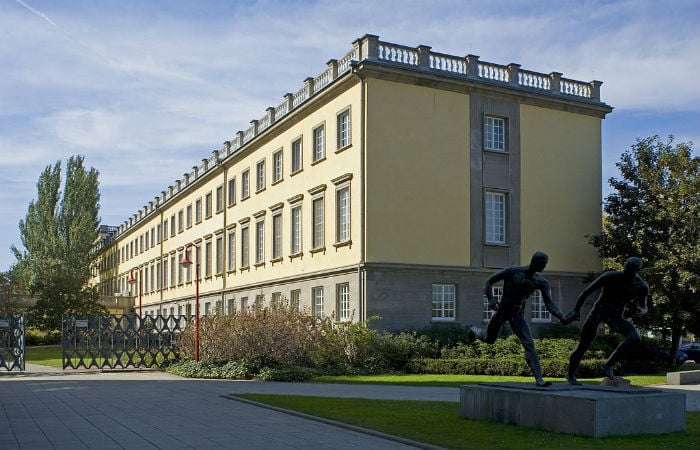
[178, 210, 184, 233]
[170, 255, 176, 288]
[216, 236, 224, 275]
[241, 169, 250, 199]
[205, 192, 213, 218]
[290, 289, 301, 310]
[195, 198, 202, 223]
[178, 251, 184, 284]
[150, 228, 155, 247]
[255, 220, 265, 264]
[291, 138, 303, 173]
[337, 109, 351, 149]
[272, 214, 282, 259]
[228, 178, 236, 206]
[227, 230, 235, 271]
[170, 215, 176, 237]
[241, 226, 249, 268]
[156, 224, 161, 244]
[186, 204, 192, 228]
[204, 240, 212, 278]
[291, 205, 302, 254]
[160, 260, 166, 290]
[271, 292, 282, 308]
[256, 160, 266, 192]
[144, 232, 149, 250]
[432, 284, 456, 321]
[272, 150, 283, 183]
[313, 124, 325, 162]
[485, 192, 506, 244]
[216, 185, 224, 212]
[163, 221, 169, 241]
[531, 290, 552, 322]
[336, 187, 350, 243]
[312, 287, 324, 318]
[312, 197, 324, 249]
[484, 116, 506, 151]
[240, 297, 248, 312]
[484, 286, 501, 322]
[337, 283, 350, 322]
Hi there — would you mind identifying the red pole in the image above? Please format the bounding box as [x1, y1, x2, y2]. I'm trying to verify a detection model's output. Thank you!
[194, 255, 200, 362]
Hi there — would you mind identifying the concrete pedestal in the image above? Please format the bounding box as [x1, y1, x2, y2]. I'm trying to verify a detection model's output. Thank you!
[460, 382, 685, 437]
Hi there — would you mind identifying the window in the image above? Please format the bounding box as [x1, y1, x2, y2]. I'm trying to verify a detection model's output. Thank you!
[216, 185, 224, 212]
[204, 240, 212, 278]
[290, 289, 301, 310]
[484, 286, 501, 322]
[272, 150, 283, 183]
[204, 302, 211, 316]
[312, 287, 324, 318]
[242, 169, 250, 199]
[178, 210, 184, 233]
[291, 205, 302, 254]
[271, 292, 282, 308]
[485, 192, 506, 244]
[484, 116, 505, 151]
[241, 226, 249, 268]
[255, 220, 265, 264]
[185, 250, 192, 283]
[312, 197, 324, 249]
[432, 284, 456, 321]
[531, 290, 551, 322]
[240, 297, 248, 312]
[195, 198, 202, 223]
[186, 204, 192, 228]
[291, 138, 303, 173]
[170, 255, 176, 288]
[336, 187, 350, 243]
[227, 178, 236, 206]
[163, 221, 169, 241]
[158, 260, 164, 290]
[144, 232, 149, 250]
[227, 230, 235, 272]
[227, 298, 235, 315]
[216, 236, 224, 275]
[256, 160, 266, 192]
[272, 214, 282, 260]
[337, 109, 351, 149]
[150, 264, 155, 292]
[139, 235, 143, 253]
[205, 192, 213, 218]
[313, 124, 325, 162]
[337, 283, 350, 322]
[170, 215, 176, 237]
[178, 251, 184, 285]
[150, 228, 155, 247]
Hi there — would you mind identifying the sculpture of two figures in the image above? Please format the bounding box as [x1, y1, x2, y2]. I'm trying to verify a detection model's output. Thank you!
[469, 252, 649, 386]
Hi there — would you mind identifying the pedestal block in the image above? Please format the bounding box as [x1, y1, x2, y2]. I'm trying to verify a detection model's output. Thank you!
[460, 382, 685, 437]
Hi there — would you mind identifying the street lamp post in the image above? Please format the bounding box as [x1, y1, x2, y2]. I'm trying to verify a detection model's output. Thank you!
[127, 269, 142, 318]
[179, 244, 200, 362]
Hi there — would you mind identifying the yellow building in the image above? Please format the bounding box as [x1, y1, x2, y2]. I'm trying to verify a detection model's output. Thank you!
[91, 35, 612, 334]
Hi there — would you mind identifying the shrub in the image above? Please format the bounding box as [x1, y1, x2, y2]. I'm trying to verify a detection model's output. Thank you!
[257, 366, 319, 382]
[25, 328, 62, 346]
[405, 357, 606, 377]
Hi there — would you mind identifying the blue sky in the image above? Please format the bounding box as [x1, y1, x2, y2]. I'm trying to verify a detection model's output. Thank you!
[1, 0, 699, 272]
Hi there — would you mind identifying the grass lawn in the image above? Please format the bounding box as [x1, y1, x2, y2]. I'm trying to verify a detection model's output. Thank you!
[311, 373, 669, 387]
[237, 394, 698, 450]
[25, 345, 63, 367]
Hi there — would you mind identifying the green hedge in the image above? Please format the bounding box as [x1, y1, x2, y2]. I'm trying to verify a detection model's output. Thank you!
[405, 357, 606, 378]
[25, 329, 62, 346]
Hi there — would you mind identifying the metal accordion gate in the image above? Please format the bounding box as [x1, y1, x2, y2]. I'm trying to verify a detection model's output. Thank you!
[61, 314, 188, 370]
[0, 314, 25, 371]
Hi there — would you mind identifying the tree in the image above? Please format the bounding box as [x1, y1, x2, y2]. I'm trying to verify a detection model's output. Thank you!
[12, 156, 106, 329]
[590, 135, 700, 364]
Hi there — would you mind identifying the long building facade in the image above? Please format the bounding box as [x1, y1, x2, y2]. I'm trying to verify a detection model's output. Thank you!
[91, 34, 612, 334]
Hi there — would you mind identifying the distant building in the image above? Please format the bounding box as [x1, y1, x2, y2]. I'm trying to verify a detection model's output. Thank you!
[90, 34, 612, 334]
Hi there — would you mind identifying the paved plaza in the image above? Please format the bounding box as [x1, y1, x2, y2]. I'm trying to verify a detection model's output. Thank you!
[1, 364, 698, 449]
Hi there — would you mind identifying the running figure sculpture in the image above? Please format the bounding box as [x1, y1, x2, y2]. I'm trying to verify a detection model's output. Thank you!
[565, 257, 649, 385]
[469, 251, 567, 387]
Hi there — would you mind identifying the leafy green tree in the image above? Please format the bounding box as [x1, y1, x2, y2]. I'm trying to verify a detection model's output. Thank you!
[12, 156, 106, 329]
[590, 136, 699, 364]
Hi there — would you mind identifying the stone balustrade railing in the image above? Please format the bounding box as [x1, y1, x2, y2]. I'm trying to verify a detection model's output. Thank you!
[114, 34, 604, 239]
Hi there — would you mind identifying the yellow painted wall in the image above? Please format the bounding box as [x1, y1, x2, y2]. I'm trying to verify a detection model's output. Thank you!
[520, 104, 602, 272]
[364, 79, 470, 265]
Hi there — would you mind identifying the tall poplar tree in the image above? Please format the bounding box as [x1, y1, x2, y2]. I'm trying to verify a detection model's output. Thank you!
[591, 136, 699, 363]
[13, 156, 105, 329]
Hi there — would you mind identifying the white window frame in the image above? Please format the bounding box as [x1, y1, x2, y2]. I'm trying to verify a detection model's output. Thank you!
[272, 149, 283, 183]
[272, 213, 282, 260]
[484, 116, 506, 151]
[227, 229, 236, 272]
[531, 290, 552, 323]
[313, 124, 325, 162]
[483, 286, 501, 322]
[312, 286, 324, 318]
[227, 178, 236, 206]
[255, 219, 265, 264]
[291, 205, 302, 255]
[312, 196, 325, 249]
[215, 235, 224, 275]
[337, 108, 351, 149]
[337, 283, 350, 322]
[241, 226, 250, 268]
[291, 138, 303, 173]
[241, 169, 250, 200]
[432, 284, 456, 321]
[256, 159, 266, 192]
[485, 191, 506, 244]
[336, 186, 350, 243]
[290, 289, 301, 310]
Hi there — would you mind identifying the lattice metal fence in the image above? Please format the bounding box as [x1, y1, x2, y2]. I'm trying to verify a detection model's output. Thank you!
[62, 314, 188, 369]
[0, 314, 25, 371]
